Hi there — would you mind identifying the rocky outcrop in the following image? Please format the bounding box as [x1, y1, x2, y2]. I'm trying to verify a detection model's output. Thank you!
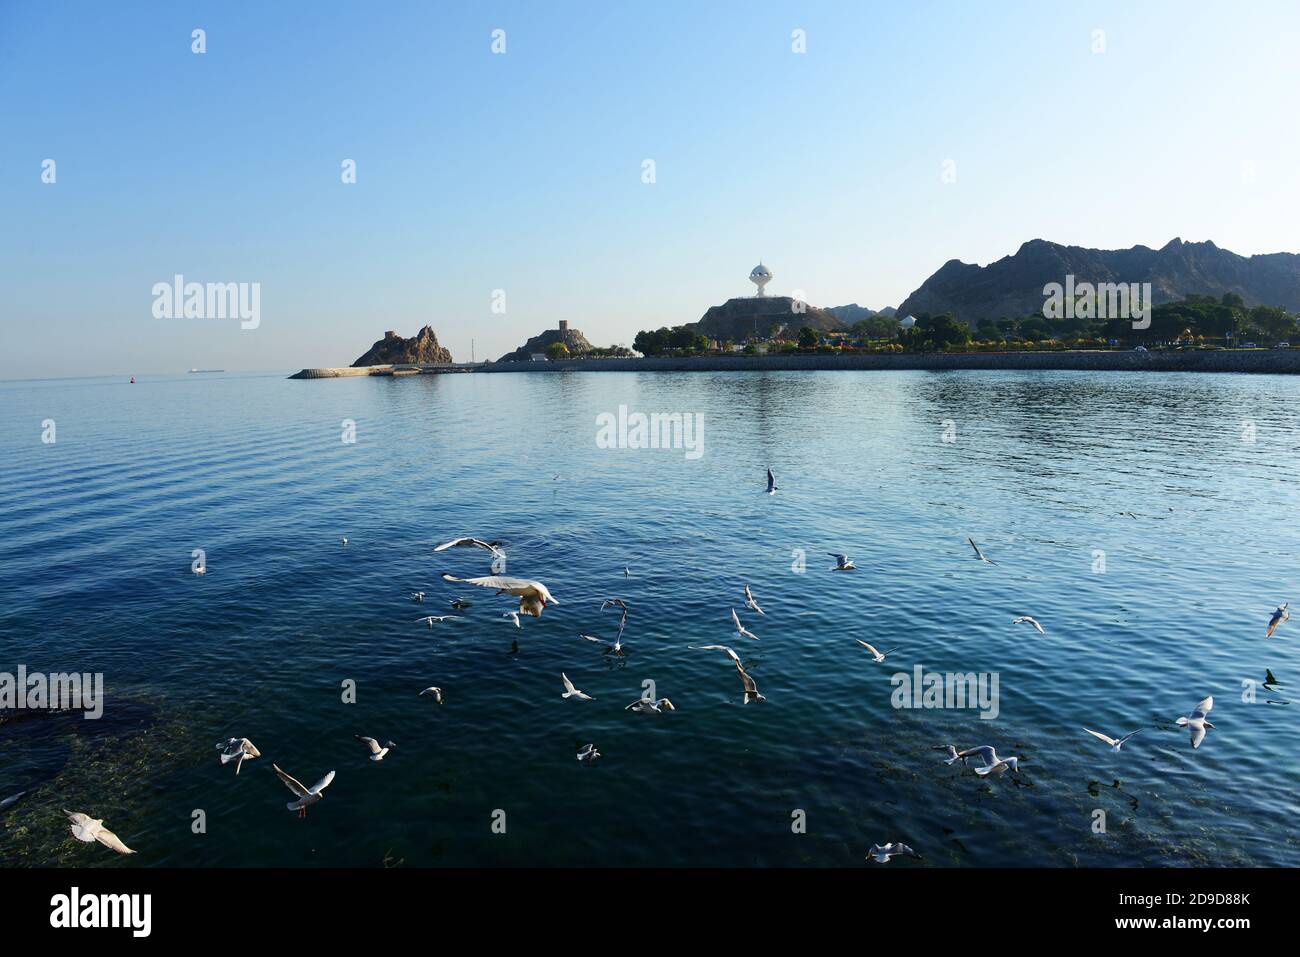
[497, 325, 595, 362]
[826, 303, 896, 324]
[352, 326, 452, 366]
[687, 296, 847, 341]
[897, 238, 1300, 326]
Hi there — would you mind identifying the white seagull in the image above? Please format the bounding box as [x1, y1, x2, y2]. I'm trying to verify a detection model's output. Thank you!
[1267, 603, 1289, 637]
[934, 744, 1009, 768]
[355, 735, 397, 762]
[433, 536, 504, 558]
[216, 737, 261, 775]
[418, 686, 443, 704]
[561, 672, 593, 701]
[766, 468, 778, 495]
[1012, 616, 1045, 634]
[731, 608, 759, 641]
[867, 842, 920, 864]
[829, 553, 856, 571]
[626, 696, 675, 714]
[341, 537, 348, 546]
[854, 639, 896, 663]
[416, 615, 462, 627]
[502, 611, 522, 629]
[63, 810, 135, 855]
[975, 756, 1021, 776]
[410, 592, 425, 603]
[743, 584, 765, 615]
[1083, 727, 1142, 752]
[440, 573, 558, 618]
[1175, 696, 1215, 749]
[274, 763, 336, 818]
[968, 538, 996, 564]
[576, 743, 601, 764]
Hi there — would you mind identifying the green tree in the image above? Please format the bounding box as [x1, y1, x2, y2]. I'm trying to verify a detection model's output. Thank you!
[797, 326, 819, 349]
[545, 341, 570, 360]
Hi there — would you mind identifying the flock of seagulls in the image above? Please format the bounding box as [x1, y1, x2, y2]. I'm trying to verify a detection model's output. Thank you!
[35, 471, 1286, 864]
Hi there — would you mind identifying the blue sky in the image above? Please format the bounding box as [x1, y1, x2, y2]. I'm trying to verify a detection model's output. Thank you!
[2, 1, 1298, 377]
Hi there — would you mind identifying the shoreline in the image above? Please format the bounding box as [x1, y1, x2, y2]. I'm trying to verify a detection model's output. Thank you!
[291, 349, 1300, 379]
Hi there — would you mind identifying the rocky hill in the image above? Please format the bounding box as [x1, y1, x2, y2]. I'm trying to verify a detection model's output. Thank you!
[896, 238, 1300, 325]
[826, 303, 896, 324]
[687, 296, 847, 340]
[352, 326, 453, 366]
[497, 325, 595, 362]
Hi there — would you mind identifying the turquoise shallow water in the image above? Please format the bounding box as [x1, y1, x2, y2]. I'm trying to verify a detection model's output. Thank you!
[1, 368, 1298, 867]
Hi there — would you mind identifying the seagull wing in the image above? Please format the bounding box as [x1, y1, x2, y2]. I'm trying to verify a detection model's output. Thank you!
[736, 663, 760, 694]
[744, 585, 765, 614]
[856, 639, 882, 657]
[694, 644, 741, 664]
[355, 735, 382, 755]
[766, 469, 776, 491]
[1083, 727, 1118, 747]
[273, 764, 310, 798]
[561, 673, 578, 695]
[95, 826, 135, 855]
[1192, 696, 1213, 717]
[309, 770, 336, 795]
[1116, 730, 1142, 747]
[731, 608, 743, 631]
[1188, 720, 1208, 749]
[440, 573, 539, 596]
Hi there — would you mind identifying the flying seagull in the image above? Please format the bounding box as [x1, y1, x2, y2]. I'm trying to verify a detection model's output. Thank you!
[1267, 603, 1289, 637]
[502, 611, 522, 628]
[1012, 616, 1045, 634]
[854, 639, 896, 663]
[63, 810, 135, 855]
[561, 672, 593, 701]
[450, 597, 473, 610]
[580, 631, 624, 654]
[626, 696, 675, 714]
[968, 538, 995, 564]
[416, 615, 462, 627]
[736, 662, 766, 703]
[690, 644, 742, 665]
[216, 737, 261, 775]
[576, 743, 601, 764]
[1175, 695, 1215, 749]
[341, 537, 348, 546]
[1083, 727, 1142, 752]
[934, 744, 1006, 768]
[731, 608, 759, 641]
[766, 468, 777, 495]
[867, 842, 920, 864]
[829, 553, 856, 571]
[274, 763, 336, 818]
[743, 584, 765, 615]
[355, 735, 397, 762]
[440, 573, 558, 618]
[433, 537, 504, 558]
[975, 756, 1021, 776]
[418, 686, 443, 704]
[410, 592, 425, 603]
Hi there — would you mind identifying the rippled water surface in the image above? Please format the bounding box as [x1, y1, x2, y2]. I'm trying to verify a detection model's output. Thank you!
[2, 369, 1298, 867]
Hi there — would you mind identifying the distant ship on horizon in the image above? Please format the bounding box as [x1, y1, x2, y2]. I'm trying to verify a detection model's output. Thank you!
[188, 368, 225, 373]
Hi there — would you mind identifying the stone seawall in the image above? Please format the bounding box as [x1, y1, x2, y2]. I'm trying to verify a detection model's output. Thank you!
[293, 351, 1300, 379]
[473, 350, 1300, 375]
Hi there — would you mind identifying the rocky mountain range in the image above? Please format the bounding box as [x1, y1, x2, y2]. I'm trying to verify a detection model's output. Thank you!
[825, 303, 897, 324]
[352, 326, 452, 366]
[896, 238, 1300, 325]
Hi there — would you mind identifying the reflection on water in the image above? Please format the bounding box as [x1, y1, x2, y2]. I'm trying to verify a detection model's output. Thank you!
[2, 368, 1299, 867]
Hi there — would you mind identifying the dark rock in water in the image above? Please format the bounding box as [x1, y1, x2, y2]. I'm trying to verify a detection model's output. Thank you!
[352, 326, 453, 366]
[688, 296, 847, 341]
[497, 323, 595, 362]
[896, 237, 1300, 326]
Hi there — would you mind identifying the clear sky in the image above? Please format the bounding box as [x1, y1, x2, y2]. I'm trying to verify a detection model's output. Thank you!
[2, 1, 1298, 378]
